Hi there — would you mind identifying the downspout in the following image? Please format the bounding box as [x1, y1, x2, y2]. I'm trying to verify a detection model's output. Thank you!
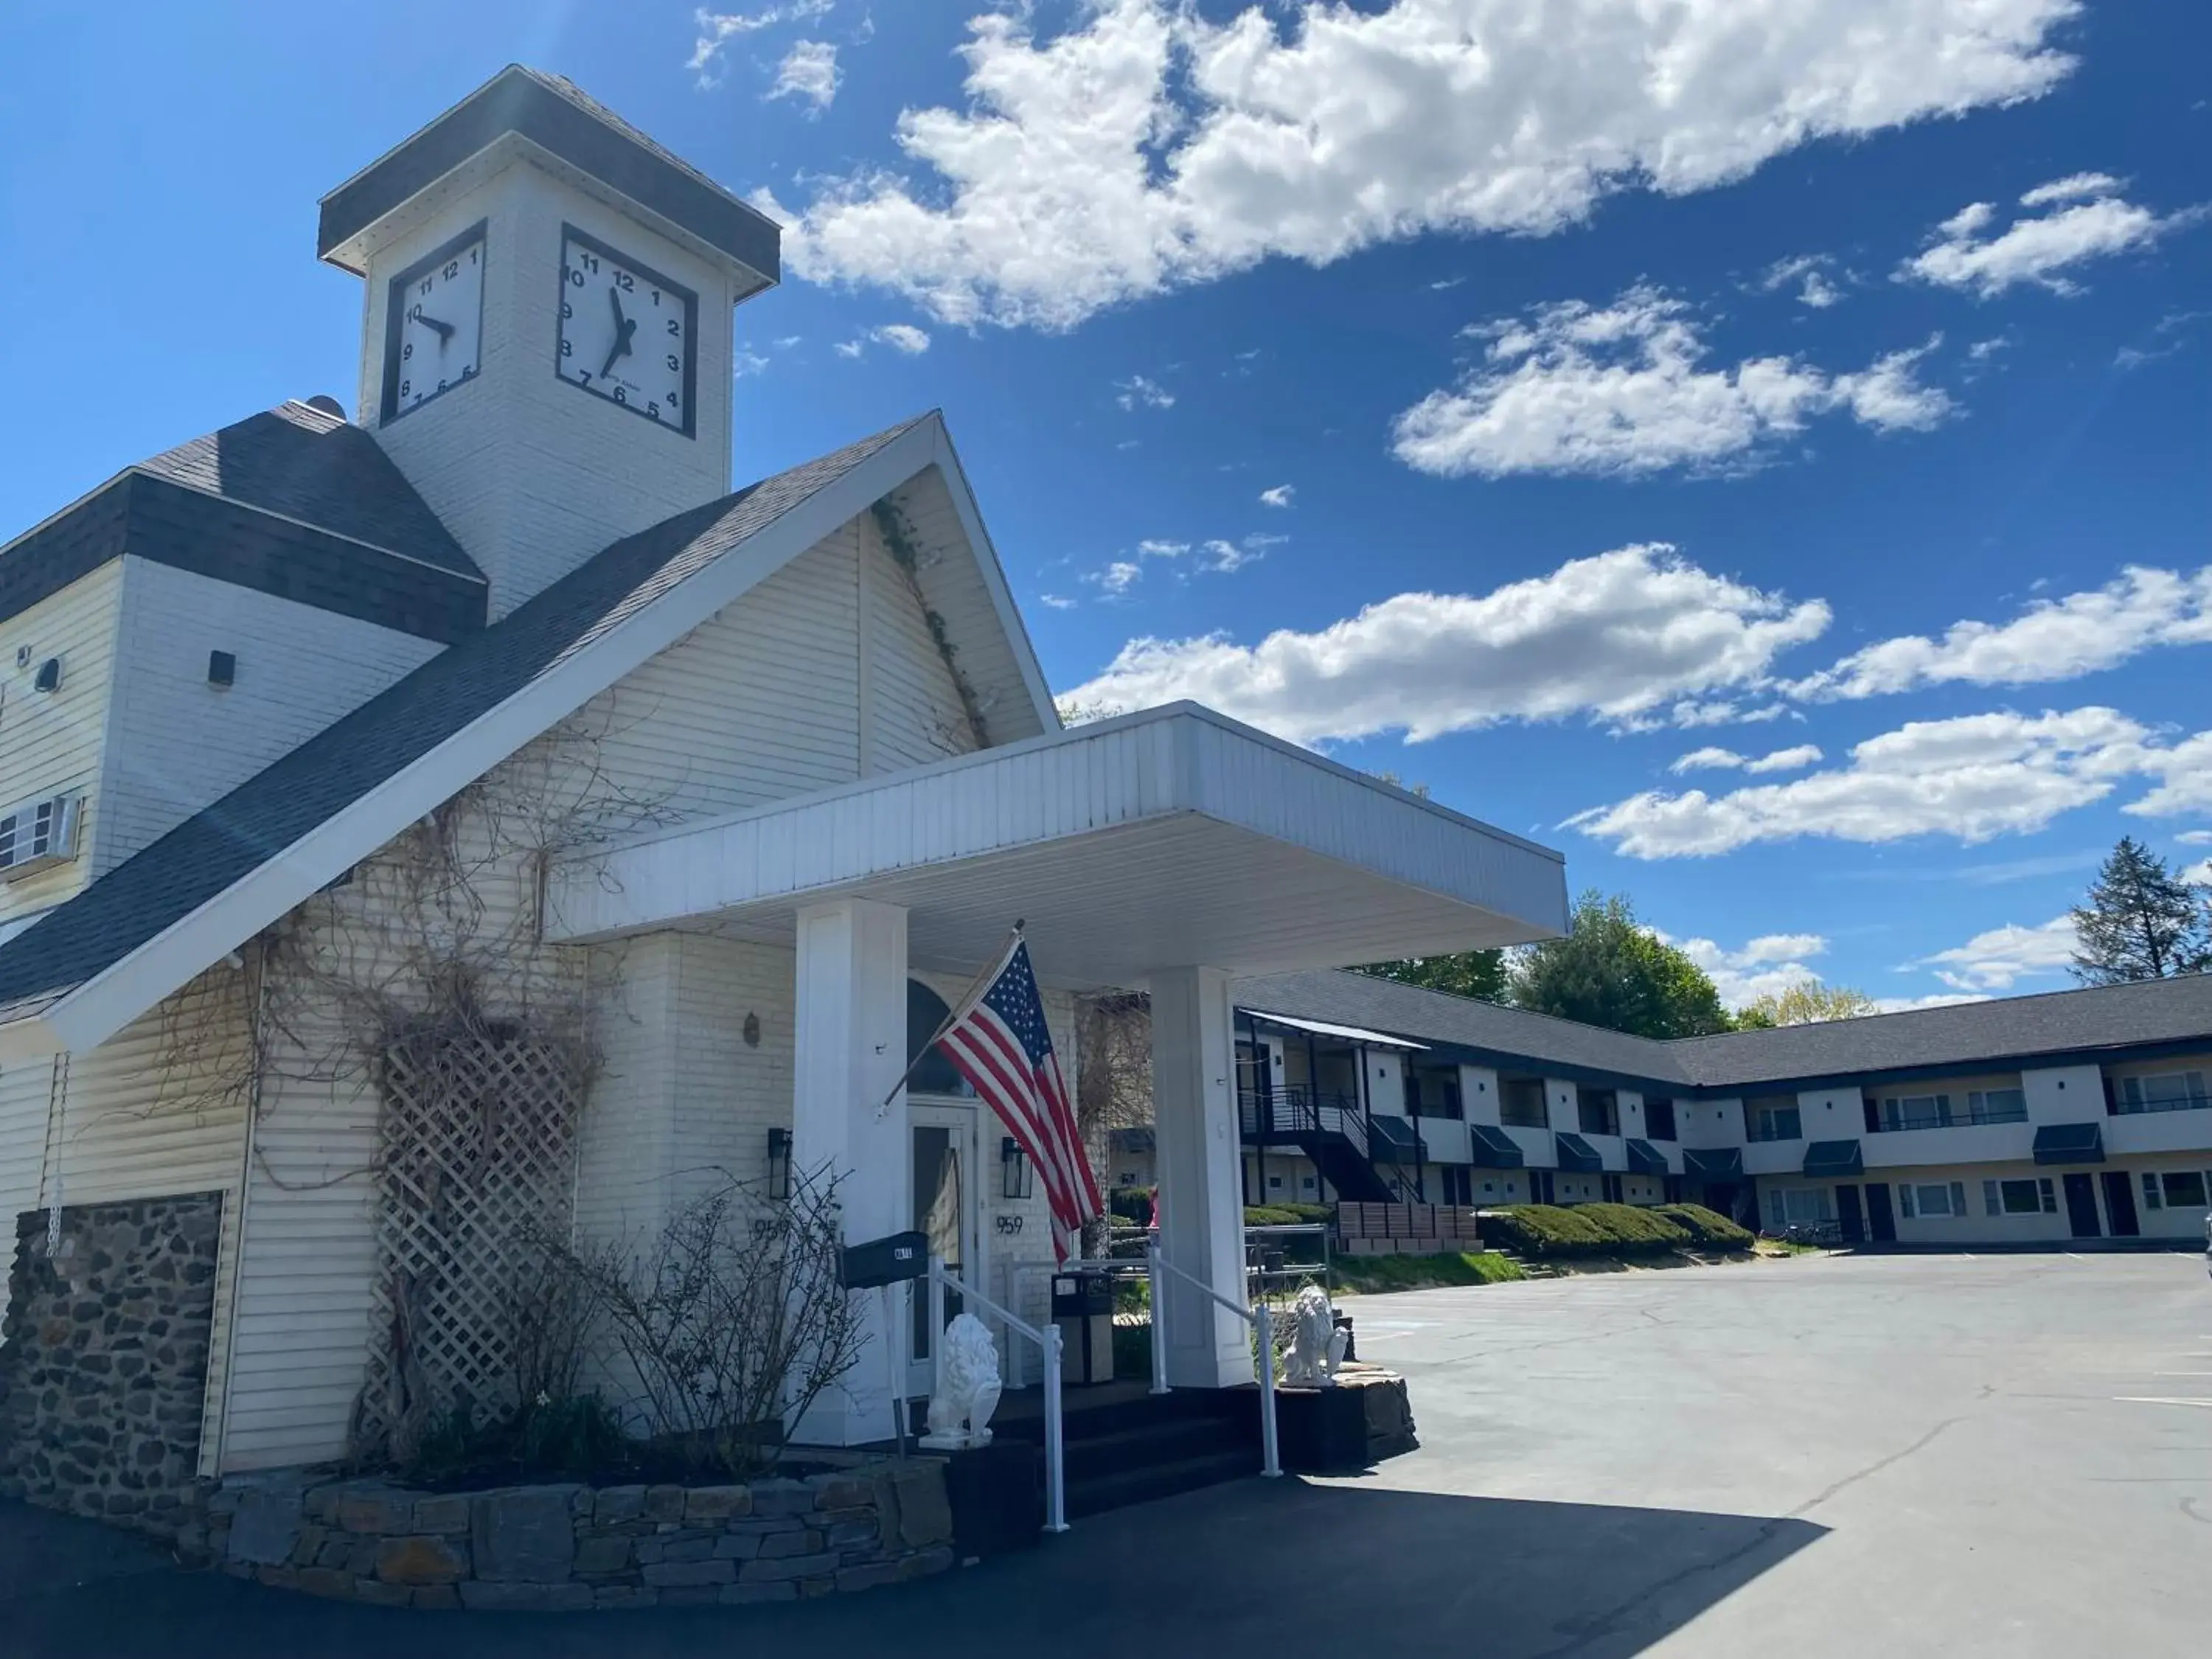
[1411, 1061, 1427, 1203]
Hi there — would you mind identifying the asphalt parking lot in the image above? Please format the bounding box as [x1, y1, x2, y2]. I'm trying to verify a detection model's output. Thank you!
[7, 1251, 2211, 1657]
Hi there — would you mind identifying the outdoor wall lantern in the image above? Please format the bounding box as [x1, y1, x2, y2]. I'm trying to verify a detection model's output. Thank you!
[1001, 1136, 1033, 1201]
[766, 1127, 792, 1200]
[742, 1011, 761, 1048]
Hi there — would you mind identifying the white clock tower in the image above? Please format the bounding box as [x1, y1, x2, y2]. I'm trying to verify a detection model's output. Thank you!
[317, 67, 781, 618]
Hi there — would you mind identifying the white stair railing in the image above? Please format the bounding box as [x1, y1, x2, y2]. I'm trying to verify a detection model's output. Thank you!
[1144, 1235, 1281, 1479]
[927, 1256, 1070, 1534]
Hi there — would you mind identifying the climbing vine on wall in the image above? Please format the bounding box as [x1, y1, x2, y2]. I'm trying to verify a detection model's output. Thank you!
[871, 498, 991, 749]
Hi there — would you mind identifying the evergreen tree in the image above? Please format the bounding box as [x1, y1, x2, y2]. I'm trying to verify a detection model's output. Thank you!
[1507, 891, 1733, 1038]
[1352, 949, 1508, 1003]
[2069, 837, 2212, 984]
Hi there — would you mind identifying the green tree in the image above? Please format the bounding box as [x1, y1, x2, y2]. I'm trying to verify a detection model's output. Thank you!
[2070, 837, 2212, 984]
[1507, 890, 1733, 1038]
[1352, 950, 1508, 1003]
[1739, 982, 1881, 1026]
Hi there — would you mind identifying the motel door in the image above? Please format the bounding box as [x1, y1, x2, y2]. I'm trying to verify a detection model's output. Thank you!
[1863, 1183, 1896, 1243]
[1835, 1185, 1865, 1245]
[909, 1099, 983, 1399]
[2101, 1171, 2141, 1237]
[2062, 1172, 2103, 1240]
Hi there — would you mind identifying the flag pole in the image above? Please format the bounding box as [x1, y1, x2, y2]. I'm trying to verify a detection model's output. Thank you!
[872, 920, 1025, 1119]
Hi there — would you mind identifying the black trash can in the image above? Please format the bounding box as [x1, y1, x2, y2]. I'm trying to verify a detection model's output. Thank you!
[1051, 1271, 1115, 1385]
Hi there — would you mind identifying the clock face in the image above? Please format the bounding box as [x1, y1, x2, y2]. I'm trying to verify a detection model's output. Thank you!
[554, 226, 698, 437]
[378, 221, 486, 422]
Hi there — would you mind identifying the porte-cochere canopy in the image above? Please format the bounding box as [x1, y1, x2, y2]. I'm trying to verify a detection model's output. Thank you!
[546, 703, 1568, 984]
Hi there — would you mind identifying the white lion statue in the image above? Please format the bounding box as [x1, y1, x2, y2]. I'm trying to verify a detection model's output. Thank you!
[920, 1312, 1003, 1450]
[1279, 1284, 1349, 1387]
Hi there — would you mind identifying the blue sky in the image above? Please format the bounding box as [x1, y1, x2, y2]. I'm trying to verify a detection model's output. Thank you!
[4, 1, 2209, 1009]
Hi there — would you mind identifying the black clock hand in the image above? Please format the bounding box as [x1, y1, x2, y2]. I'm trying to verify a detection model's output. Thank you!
[601, 285, 638, 379]
[411, 309, 456, 344]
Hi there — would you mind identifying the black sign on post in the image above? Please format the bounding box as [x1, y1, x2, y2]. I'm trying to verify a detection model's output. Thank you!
[840, 1229, 930, 1290]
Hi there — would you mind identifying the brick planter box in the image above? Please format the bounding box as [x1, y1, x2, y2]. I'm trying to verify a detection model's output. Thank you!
[199, 1458, 956, 1611]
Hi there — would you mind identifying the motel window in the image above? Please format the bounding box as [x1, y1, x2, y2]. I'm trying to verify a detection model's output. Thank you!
[1881, 1094, 1950, 1131]
[1500, 1079, 1548, 1129]
[1982, 1178, 2051, 1217]
[2143, 1173, 2161, 1210]
[2118, 1071, 2211, 1113]
[1268, 1174, 1284, 1191]
[2160, 1171, 2210, 1208]
[1301, 1175, 1317, 1194]
[1901, 1181, 1969, 1219]
[1765, 1187, 1833, 1228]
[1966, 1088, 2028, 1123]
[1747, 1099, 1803, 1141]
[1644, 1098, 1677, 1141]
[1441, 1166, 1474, 1205]
[1577, 1088, 1620, 1138]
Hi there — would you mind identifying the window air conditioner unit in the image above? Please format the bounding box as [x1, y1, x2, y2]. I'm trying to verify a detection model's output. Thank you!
[0, 796, 80, 880]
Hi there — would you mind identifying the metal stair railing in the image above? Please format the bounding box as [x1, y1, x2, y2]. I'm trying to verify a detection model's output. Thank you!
[1143, 1234, 1281, 1479]
[927, 1256, 1070, 1534]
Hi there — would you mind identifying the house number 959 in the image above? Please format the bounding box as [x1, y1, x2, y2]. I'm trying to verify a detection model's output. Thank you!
[995, 1215, 1024, 1235]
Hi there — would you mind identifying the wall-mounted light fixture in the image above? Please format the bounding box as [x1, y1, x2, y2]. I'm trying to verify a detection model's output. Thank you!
[1001, 1136, 1032, 1201]
[742, 1011, 761, 1048]
[766, 1127, 791, 1200]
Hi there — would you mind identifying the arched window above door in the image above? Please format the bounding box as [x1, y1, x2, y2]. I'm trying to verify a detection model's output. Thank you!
[906, 978, 973, 1097]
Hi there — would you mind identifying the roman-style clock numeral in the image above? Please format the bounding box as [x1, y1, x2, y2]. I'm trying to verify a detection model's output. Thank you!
[379, 221, 487, 424]
[554, 225, 698, 438]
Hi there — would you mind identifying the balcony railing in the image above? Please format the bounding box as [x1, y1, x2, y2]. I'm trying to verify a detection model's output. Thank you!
[1745, 1116, 1802, 1143]
[1238, 1085, 1371, 1162]
[2111, 1091, 2212, 1116]
[1871, 1103, 2029, 1132]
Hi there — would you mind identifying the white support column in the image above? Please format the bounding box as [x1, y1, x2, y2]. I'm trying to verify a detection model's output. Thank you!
[790, 897, 910, 1445]
[1150, 966, 1250, 1389]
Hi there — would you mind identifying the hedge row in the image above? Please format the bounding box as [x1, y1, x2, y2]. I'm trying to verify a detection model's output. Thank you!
[1482, 1200, 1750, 1257]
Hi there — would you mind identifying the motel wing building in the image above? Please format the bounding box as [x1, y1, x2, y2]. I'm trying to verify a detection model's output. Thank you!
[0, 69, 1568, 1523]
[1133, 968, 2212, 1247]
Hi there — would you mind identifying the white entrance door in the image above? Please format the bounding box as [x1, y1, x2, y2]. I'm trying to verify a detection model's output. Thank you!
[908, 1097, 982, 1399]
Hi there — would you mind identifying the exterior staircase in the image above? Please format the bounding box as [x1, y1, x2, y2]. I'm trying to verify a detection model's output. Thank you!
[1240, 1086, 1394, 1203]
[993, 1383, 1262, 1518]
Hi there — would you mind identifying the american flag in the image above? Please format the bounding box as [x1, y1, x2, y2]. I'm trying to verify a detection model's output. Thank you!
[935, 935, 1101, 1262]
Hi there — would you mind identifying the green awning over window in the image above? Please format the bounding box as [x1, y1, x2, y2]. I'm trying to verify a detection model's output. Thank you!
[1802, 1140, 1864, 1178]
[2032, 1122, 2105, 1165]
[1467, 1122, 1526, 1169]
[1683, 1148, 1742, 1183]
[1554, 1132, 1602, 1172]
[1371, 1115, 1425, 1161]
[1626, 1138, 1669, 1177]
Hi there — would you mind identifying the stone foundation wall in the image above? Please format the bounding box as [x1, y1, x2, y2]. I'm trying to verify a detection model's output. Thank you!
[0, 1192, 223, 1531]
[206, 1460, 956, 1610]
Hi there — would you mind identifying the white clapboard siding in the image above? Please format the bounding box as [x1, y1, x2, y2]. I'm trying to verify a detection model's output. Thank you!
[97, 558, 439, 876]
[574, 934, 681, 1243]
[585, 525, 862, 821]
[0, 562, 122, 928]
[863, 512, 978, 774]
[890, 466, 1049, 745]
[672, 936, 794, 1209]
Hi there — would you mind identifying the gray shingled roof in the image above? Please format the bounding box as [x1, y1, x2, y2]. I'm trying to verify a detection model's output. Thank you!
[1235, 970, 1688, 1087]
[1233, 967, 2212, 1095]
[0, 414, 930, 1017]
[135, 401, 479, 577]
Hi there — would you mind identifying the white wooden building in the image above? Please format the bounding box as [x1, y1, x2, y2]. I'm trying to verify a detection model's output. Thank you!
[0, 67, 1567, 1509]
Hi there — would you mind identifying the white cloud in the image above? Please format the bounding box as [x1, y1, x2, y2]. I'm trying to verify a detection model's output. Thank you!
[1063, 541, 1830, 745]
[1669, 743, 1822, 775]
[1757, 254, 1846, 307]
[1789, 566, 2212, 700]
[1389, 288, 1952, 479]
[2183, 858, 2212, 886]
[1661, 929, 1829, 1007]
[2175, 830, 2212, 846]
[733, 349, 770, 378]
[1200, 538, 1265, 574]
[1039, 593, 1077, 611]
[832, 338, 864, 359]
[1088, 560, 1144, 597]
[689, 1, 835, 87]
[1136, 538, 1189, 558]
[1917, 916, 2077, 990]
[773, 0, 2078, 330]
[1115, 374, 1175, 411]
[2128, 730, 2212, 818]
[1569, 706, 2166, 859]
[1259, 484, 1295, 508]
[1873, 991, 1994, 1012]
[873, 323, 931, 354]
[1900, 173, 2198, 297]
[768, 39, 841, 111]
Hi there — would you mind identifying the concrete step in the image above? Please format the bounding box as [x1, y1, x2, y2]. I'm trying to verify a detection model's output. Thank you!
[1066, 1448, 1262, 1519]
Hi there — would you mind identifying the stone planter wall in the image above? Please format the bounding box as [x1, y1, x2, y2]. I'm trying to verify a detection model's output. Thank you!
[206, 1459, 956, 1610]
[0, 1193, 223, 1533]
